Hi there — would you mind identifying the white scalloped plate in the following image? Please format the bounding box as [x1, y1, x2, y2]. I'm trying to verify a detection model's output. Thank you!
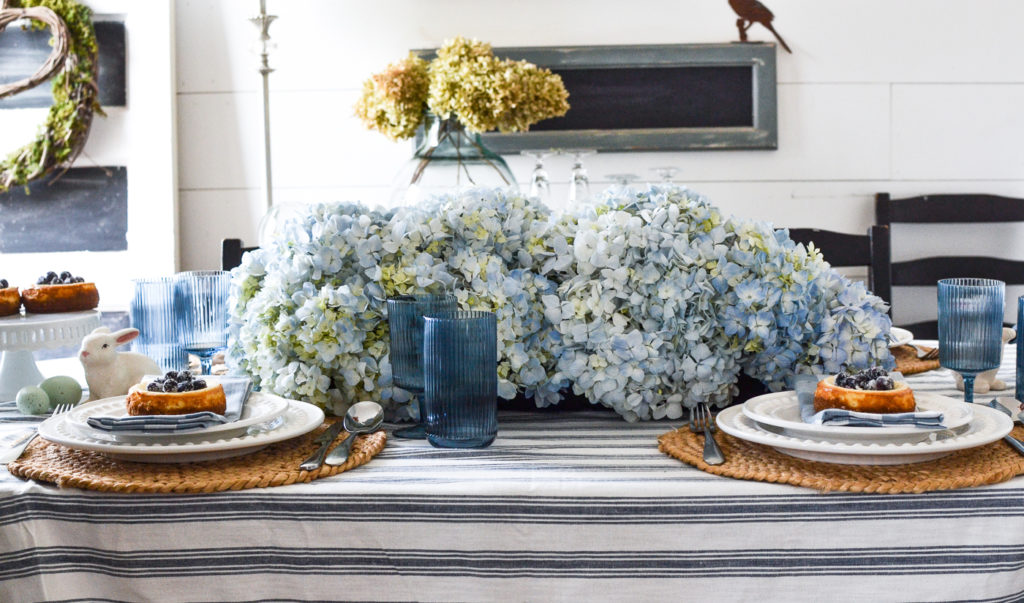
[38, 400, 324, 463]
[742, 391, 973, 443]
[65, 391, 288, 443]
[717, 403, 1011, 465]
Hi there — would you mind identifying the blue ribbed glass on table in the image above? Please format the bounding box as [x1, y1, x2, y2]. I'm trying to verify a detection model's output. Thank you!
[174, 270, 231, 375]
[938, 278, 1004, 403]
[423, 310, 497, 448]
[1017, 295, 1024, 406]
[130, 277, 187, 373]
[387, 294, 457, 439]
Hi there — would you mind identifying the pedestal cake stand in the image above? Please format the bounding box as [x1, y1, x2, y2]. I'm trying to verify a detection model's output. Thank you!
[0, 311, 101, 401]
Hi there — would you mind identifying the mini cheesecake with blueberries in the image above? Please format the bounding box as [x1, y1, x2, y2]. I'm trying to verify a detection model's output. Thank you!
[813, 366, 916, 414]
[126, 371, 227, 416]
[0, 278, 20, 317]
[20, 271, 99, 313]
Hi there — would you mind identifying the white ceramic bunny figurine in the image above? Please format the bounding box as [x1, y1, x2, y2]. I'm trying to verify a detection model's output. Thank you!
[79, 327, 162, 400]
[954, 326, 1015, 394]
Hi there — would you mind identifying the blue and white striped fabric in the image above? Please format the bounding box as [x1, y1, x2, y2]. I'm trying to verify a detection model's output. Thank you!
[809, 408, 946, 427]
[84, 376, 252, 433]
[1, 344, 1022, 602]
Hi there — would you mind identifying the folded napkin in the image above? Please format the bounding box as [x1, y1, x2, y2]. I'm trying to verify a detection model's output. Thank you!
[792, 373, 945, 428]
[86, 376, 253, 433]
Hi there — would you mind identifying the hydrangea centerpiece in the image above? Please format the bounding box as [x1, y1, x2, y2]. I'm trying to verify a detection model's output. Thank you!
[227, 185, 893, 422]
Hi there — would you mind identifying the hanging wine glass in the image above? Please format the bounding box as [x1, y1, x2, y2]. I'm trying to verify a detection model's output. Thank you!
[520, 150, 553, 204]
[567, 149, 596, 203]
[651, 166, 680, 183]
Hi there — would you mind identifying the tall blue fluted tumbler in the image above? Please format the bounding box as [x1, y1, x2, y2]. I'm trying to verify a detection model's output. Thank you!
[937, 278, 1004, 403]
[423, 311, 498, 448]
[1016, 295, 1024, 406]
[130, 277, 187, 373]
[387, 294, 457, 439]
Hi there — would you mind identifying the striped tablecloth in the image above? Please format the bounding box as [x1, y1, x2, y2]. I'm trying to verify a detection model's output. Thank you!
[2, 348, 1023, 602]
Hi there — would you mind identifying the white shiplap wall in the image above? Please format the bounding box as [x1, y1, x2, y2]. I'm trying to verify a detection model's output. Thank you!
[174, 0, 1024, 326]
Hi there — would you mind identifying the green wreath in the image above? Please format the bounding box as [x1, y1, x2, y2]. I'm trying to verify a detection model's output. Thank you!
[0, 0, 101, 192]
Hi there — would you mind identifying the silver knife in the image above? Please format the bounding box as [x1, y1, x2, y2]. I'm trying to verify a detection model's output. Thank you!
[298, 421, 346, 471]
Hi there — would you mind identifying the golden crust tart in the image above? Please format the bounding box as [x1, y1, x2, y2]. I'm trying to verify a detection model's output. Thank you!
[813, 375, 915, 414]
[0, 287, 20, 317]
[126, 381, 227, 416]
[21, 282, 100, 313]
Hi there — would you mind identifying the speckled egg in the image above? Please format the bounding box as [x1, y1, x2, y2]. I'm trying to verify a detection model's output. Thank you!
[39, 375, 83, 408]
[16, 386, 50, 415]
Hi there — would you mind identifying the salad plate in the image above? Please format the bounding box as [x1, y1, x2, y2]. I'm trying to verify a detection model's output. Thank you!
[742, 391, 973, 443]
[717, 403, 1011, 465]
[65, 391, 289, 443]
[38, 399, 323, 463]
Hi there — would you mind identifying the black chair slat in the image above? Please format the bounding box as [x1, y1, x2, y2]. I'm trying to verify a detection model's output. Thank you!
[221, 238, 258, 271]
[890, 256, 1024, 286]
[876, 193, 1024, 224]
[896, 320, 939, 340]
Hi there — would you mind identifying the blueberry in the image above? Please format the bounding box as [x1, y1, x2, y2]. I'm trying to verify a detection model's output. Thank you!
[59, 271, 71, 281]
[176, 382, 191, 392]
[73, 276, 84, 283]
[165, 371, 180, 381]
[180, 370, 192, 381]
[875, 376, 894, 390]
[0, 279, 7, 288]
[147, 382, 162, 392]
[162, 381, 177, 392]
[193, 380, 206, 390]
[45, 271, 57, 281]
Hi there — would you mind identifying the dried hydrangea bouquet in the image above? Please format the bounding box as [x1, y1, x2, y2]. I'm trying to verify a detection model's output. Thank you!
[227, 185, 893, 422]
[354, 37, 570, 205]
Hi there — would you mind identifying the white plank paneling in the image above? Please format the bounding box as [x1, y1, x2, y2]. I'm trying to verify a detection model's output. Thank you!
[892, 84, 1024, 180]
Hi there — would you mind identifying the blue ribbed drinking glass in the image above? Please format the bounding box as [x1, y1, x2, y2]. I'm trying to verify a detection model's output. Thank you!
[938, 278, 1004, 403]
[174, 270, 231, 375]
[1016, 296, 1024, 406]
[423, 310, 497, 448]
[130, 277, 187, 373]
[387, 294, 457, 439]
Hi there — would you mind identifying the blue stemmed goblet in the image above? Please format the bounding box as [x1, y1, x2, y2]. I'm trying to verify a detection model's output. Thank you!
[937, 278, 1005, 403]
[387, 294, 457, 439]
[174, 270, 231, 375]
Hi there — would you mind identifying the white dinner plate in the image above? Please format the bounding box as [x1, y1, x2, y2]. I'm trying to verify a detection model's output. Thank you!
[742, 391, 973, 443]
[38, 400, 324, 463]
[717, 403, 1011, 465]
[888, 327, 914, 348]
[66, 391, 289, 443]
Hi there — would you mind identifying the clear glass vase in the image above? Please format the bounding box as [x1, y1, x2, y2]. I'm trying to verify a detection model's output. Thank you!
[389, 113, 518, 207]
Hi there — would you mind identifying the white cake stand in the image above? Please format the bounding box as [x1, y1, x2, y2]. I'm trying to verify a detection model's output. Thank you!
[0, 310, 101, 401]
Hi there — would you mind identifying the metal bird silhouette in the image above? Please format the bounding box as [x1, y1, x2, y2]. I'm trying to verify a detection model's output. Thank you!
[729, 0, 792, 53]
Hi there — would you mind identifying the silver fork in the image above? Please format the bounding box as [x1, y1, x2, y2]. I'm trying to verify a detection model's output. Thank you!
[690, 403, 725, 465]
[910, 343, 939, 360]
[1, 403, 73, 463]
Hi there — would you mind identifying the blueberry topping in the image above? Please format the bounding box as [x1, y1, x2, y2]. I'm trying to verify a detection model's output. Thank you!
[35, 271, 85, 285]
[0, 279, 7, 288]
[148, 371, 208, 393]
[836, 367, 895, 391]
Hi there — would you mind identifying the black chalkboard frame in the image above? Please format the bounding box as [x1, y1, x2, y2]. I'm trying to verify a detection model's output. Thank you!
[414, 42, 777, 153]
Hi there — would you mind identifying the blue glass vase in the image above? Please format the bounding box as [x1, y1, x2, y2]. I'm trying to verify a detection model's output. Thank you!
[389, 113, 517, 207]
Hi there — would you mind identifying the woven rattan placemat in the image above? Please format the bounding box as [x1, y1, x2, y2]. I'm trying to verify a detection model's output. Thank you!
[659, 425, 1024, 493]
[7, 420, 386, 493]
[892, 344, 940, 375]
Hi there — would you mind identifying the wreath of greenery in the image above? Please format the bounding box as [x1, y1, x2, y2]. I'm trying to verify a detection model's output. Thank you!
[0, 0, 101, 193]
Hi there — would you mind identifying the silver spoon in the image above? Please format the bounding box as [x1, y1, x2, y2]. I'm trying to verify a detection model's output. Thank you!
[324, 401, 384, 466]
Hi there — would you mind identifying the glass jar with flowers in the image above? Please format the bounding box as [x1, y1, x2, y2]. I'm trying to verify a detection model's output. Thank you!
[355, 37, 570, 207]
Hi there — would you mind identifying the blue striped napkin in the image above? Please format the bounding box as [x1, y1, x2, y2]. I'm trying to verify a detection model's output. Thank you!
[793, 373, 945, 428]
[86, 376, 253, 433]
